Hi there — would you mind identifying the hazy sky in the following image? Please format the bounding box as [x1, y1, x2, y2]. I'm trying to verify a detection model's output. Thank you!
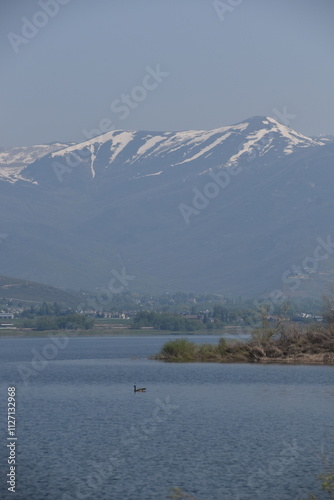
[1, 0, 333, 147]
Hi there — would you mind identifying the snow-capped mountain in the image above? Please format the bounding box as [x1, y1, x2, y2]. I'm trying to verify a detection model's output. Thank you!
[0, 116, 333, 297]
[19, 116, 324, 185]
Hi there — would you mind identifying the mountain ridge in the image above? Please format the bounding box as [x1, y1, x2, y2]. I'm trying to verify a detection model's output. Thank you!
[0, 116, 333, 297]
[1, 116, 325, 186]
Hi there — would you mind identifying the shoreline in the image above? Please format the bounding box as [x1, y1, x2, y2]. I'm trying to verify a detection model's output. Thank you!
[154, 354, 334, 366]
[0, 327, 251, 339]
[250, 353, 334, 365]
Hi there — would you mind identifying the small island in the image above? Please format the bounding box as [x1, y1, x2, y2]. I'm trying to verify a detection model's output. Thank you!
[153, 319, 334, 365]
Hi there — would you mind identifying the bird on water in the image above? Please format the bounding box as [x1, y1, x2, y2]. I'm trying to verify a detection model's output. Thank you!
[134, 385, 146, 392]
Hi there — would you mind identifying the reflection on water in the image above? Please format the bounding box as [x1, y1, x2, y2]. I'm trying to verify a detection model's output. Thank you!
[0, 336, 333, 500]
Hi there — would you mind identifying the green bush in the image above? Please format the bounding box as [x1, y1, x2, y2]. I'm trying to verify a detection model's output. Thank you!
[160, 339, 197, 361]
[35, 316, 57, 331]
[217, 337, 227, 355]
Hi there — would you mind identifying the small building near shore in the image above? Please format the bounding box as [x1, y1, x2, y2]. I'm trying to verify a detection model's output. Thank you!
[0, 312, 14, 319]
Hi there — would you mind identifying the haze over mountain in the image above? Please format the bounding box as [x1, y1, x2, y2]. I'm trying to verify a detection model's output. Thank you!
[0, 116, 333, 298]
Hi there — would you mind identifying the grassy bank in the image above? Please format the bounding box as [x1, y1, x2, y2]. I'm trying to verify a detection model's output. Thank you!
[153, 323, 334, 365]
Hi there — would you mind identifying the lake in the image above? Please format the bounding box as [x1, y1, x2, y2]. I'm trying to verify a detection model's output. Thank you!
[0, 335, 333, 499]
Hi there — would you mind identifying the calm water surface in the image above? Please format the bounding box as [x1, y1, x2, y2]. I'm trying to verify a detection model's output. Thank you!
[0, 335, 334, 500]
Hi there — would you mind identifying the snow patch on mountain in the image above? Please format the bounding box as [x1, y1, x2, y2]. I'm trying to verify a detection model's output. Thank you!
[177, 132, 232, 164]
[134, 170, 163, 179]
[227, 129, 271, 165]
[0, 167, 37, 184]
[266, 117, 324, 150]
[89, 144, 97, 178]
[0, 143, 70, 183]
[0, 143, 69, 168]
[0, 167, 28, 184]
[109, 131, 136, 163]
[136, 135, 166, 156]
[50, 131, 136, 160]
